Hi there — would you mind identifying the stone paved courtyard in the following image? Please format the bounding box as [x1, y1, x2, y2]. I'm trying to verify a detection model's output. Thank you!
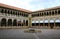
[0, 29, 60, 39]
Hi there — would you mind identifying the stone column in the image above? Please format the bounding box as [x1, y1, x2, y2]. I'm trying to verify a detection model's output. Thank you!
[11, 10, 13, 16]
[51, 10, 52, 16]
[14, 11, 16, 16]
[8, 10, 11, 16]
[38, 20, 40, 26]
[3, 9, 5, 15]
[40, 20, 42, 26]
[19, 12, 20, 16]
[48, 19, 50, 28]
[43, 19, 44, 26]
[24, 20, 26, 26]
[54, 10, 55, 15]
[20, 20, 22, 26]
[11, 19, 13, 26]
[43, 12, 45, 27]
[6, 18, 7, 26]
[0, 8, 1, 12]
[35, 20, 36, 26]
[17, 20, 18, 26]
[17, 11, 18, 17]
[54, 19, 55, 27]
[54, 10, 56, 28]
[33, 20, 36, 26]
[0, 19, 1, 26]
[39, 20, 40, 26]
[28, 14, 32, 28]
[0, 8, 1, 26]
[6, 9, 8, 16]
[57, 10, 58, 15]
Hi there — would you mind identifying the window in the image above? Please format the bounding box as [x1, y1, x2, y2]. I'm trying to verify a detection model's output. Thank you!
[17, 12, 20, 16]
[8, 10, 10, 13]
[46, 12, 49, 15]
[36, 14, 39, 16]
[1, 9, 4, 13]
[21, 13, 23, 16]
[49, 11, 51, 15]
[13, 11, 16, 15]
[58, 10, 60, 14]
[41, 13, 43, 16]
[20, 13, 21, 15]
[52, 11, 54, 15]
[25, 14, 28, 17]
[40, 13, 41, 16]
[55, 10, 57, 15]
[44, 12, 46, 16]
[15, 11, 17, 16]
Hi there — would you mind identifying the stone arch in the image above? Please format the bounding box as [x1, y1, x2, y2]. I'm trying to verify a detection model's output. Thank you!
[26, 20, 28, 26]
[13, 19, 17, 26]
[8, 19, 12, 26]
[32, 20, 36, 26]
[35, 20, 39, 26]
[55, 19, 60, 27]
[18, 20, 21, 26]
[44, 19, 49, 26]
[49, 19, 54, 29]
[1, 18, 7, 26]
[40, 20, 44, 26]
[23, 20, 26, 26]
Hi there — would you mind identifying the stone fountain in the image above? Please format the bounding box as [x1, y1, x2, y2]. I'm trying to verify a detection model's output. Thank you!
[24, 14, 41, 33]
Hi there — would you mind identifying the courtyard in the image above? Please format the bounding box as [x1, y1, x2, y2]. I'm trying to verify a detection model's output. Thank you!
[0, 29, 60, 39]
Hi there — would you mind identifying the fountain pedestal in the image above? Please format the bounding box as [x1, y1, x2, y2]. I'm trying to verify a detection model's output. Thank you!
[24, 28, 41, 33]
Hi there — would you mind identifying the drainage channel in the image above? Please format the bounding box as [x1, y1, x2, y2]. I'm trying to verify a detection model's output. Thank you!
[33, 33, 39, 39]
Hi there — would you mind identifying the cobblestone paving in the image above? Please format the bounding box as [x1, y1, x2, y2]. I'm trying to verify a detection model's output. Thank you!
[0, 29, 60, 39]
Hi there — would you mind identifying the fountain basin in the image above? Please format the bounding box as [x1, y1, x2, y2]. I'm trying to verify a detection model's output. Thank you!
[24, 28, 41, 33]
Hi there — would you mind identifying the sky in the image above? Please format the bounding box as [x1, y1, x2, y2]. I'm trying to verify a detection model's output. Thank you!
[0, 0, 60, 11]
[0, 0, 60, 23]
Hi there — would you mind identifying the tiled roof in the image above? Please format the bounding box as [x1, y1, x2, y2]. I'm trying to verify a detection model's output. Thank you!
[32, 6, 60, 12]
[0, 3, 32, 13]
[0, 3, 60, 13]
